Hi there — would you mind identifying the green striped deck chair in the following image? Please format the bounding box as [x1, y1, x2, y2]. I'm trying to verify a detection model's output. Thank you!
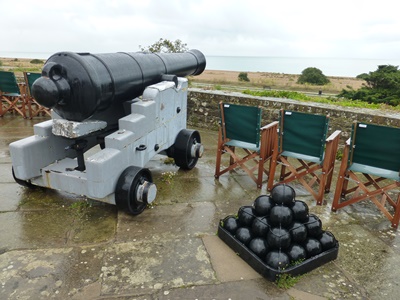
[332, 121, 400, 228]
[215, 102, 278, 188]
[0, 71, 27, 118]
[268, 109, 341, 205]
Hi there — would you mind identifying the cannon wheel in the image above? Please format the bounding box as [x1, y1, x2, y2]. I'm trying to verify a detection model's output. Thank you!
[12, 167, 35, 189]
[173, 129, 201, 170]
[115, 166, 155, 215]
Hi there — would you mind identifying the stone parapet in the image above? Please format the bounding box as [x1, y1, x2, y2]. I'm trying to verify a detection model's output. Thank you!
[188, 88, 400, 140]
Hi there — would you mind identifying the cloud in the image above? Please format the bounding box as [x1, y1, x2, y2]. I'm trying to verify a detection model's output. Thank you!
[1, 0, 400, 59]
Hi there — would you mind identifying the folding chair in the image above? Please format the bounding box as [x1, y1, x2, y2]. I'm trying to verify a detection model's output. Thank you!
[332, 121, 400, 228]
[267, 109, 341, 205]
[214, 102, 278, 188]
[0, 71, 28, 118]
[24, 72, 51, 118]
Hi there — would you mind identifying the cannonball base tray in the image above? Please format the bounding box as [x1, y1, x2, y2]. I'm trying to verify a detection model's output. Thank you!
[217, 223, 339, 281]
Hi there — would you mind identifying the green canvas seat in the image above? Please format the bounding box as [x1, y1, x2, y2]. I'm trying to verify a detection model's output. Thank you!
[332, 121, 400, 228]
[215, 102, 278, 188]
[268, 109, 341, 205]
[0, 71, 27, 118]
[24, 72, 51, 118]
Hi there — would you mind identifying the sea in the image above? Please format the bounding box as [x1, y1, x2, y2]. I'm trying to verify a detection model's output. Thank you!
[1, 51, 399, 78]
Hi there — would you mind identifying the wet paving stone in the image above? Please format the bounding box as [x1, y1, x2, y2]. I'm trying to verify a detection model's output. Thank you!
[0, 211, 74, 250]
[291, 262, 367, 300]
[117, 201, 217, 242]
[100, 238, 216, 297]
[332, 224, 400, 298]
[0, 246, 106, 299]
[0, 183, 24, 211]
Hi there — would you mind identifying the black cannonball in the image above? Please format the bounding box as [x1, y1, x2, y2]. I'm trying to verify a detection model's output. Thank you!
[235, 227, 253, 245]
[291, 200, 309, 222]
[251, 216, 270, 237]
[265, 250, 290, 270]
[223, 216, 239, 234]
[237, 206, 255, 227]
[319, 231, 337, 251]
[271, 184, 295, 206]
[288, 222, 308, 243]
[269, 206, 293, 227]
[248, 238, 269, 258]
[253, 195, 275, 216]
[267, 227, 291, 250]
[304, 214, 323, 238]
[303, 238, 322, 258]
[286, 244, 307, 263]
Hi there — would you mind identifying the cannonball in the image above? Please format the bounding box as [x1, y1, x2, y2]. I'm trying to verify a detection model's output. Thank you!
[251, 216, 270, 237]
[319, 231, 337, 251]
[253, 195, 275, 216]
[269, 206, 293, 227]
[304, 214, 323, 238]
[271, 184, 295, 206]
[248, 238, 269, 258]
[303, 238, 322, 258]
[237, 206, 255, 227]
[223, 216, 239, 234]
[288, 222, 308, 243]
[235, 227, 253, 245]
[267, 227, 291, 250]
[286, 244, 307, 263]
[291, 200, 309, 222]
[265, 250, 290, 270]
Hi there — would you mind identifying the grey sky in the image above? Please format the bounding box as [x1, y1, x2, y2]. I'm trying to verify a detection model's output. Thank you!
[1, 0, 399, 59]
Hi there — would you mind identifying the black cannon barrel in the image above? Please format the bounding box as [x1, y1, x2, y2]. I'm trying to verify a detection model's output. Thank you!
[32, 50, 206, 121]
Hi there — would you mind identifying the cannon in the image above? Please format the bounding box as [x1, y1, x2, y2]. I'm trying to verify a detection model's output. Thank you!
[9, 49, 206, 215]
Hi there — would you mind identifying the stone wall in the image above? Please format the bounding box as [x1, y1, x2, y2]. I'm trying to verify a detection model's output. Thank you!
[188, 88, 400, 141]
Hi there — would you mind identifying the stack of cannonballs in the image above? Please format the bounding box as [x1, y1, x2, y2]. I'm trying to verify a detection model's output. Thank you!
[221, 184, 337, 271]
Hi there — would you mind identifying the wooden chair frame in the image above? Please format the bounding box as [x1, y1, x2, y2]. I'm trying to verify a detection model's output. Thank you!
[267, 109, 341, 205]
[331, 121, 400, 228]
[215, 102, 278, 188]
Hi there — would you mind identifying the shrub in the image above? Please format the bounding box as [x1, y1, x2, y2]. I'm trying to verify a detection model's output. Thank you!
[30, 59, 44, 64]
[338, 65, 400, 106]
[238, 72, 250, 82]
[297, 67, 330, 85]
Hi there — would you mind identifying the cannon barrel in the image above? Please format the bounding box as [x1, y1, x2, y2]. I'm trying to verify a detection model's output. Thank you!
[32, 50, 206, 121]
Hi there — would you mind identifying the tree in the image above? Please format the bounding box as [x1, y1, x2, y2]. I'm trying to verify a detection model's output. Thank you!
[338, 65, 400, 106]
[139, 38, 189, 53]
[297, 67, 330, 85]
[238, 72, 250, 82]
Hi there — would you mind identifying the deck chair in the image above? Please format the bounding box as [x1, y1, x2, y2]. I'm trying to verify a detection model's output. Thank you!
[24, 72, 51, 118]
[214, 102, 278, 188]
[0, 71, 28, 118]
[267, 109, 341, 205]
[332, 122, 400, 228]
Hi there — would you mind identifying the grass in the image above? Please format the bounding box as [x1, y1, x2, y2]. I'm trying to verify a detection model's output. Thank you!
[9, 67, 42, 73]
[160, 171, 177, 184]
[242, 89, 400, 111]
[275, 273, 302, 289]
[0, 57, 43, 82]
[70, 200, 92, 213]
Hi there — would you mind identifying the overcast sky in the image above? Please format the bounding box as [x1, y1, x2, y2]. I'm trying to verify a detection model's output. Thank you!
[1, 0, 399, 60]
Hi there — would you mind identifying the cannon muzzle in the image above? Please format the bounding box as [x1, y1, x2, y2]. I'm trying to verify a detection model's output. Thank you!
[32, 50, 206, 121]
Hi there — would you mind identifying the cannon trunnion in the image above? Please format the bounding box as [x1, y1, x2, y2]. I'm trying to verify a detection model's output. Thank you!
[10, 50, 206, 215]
